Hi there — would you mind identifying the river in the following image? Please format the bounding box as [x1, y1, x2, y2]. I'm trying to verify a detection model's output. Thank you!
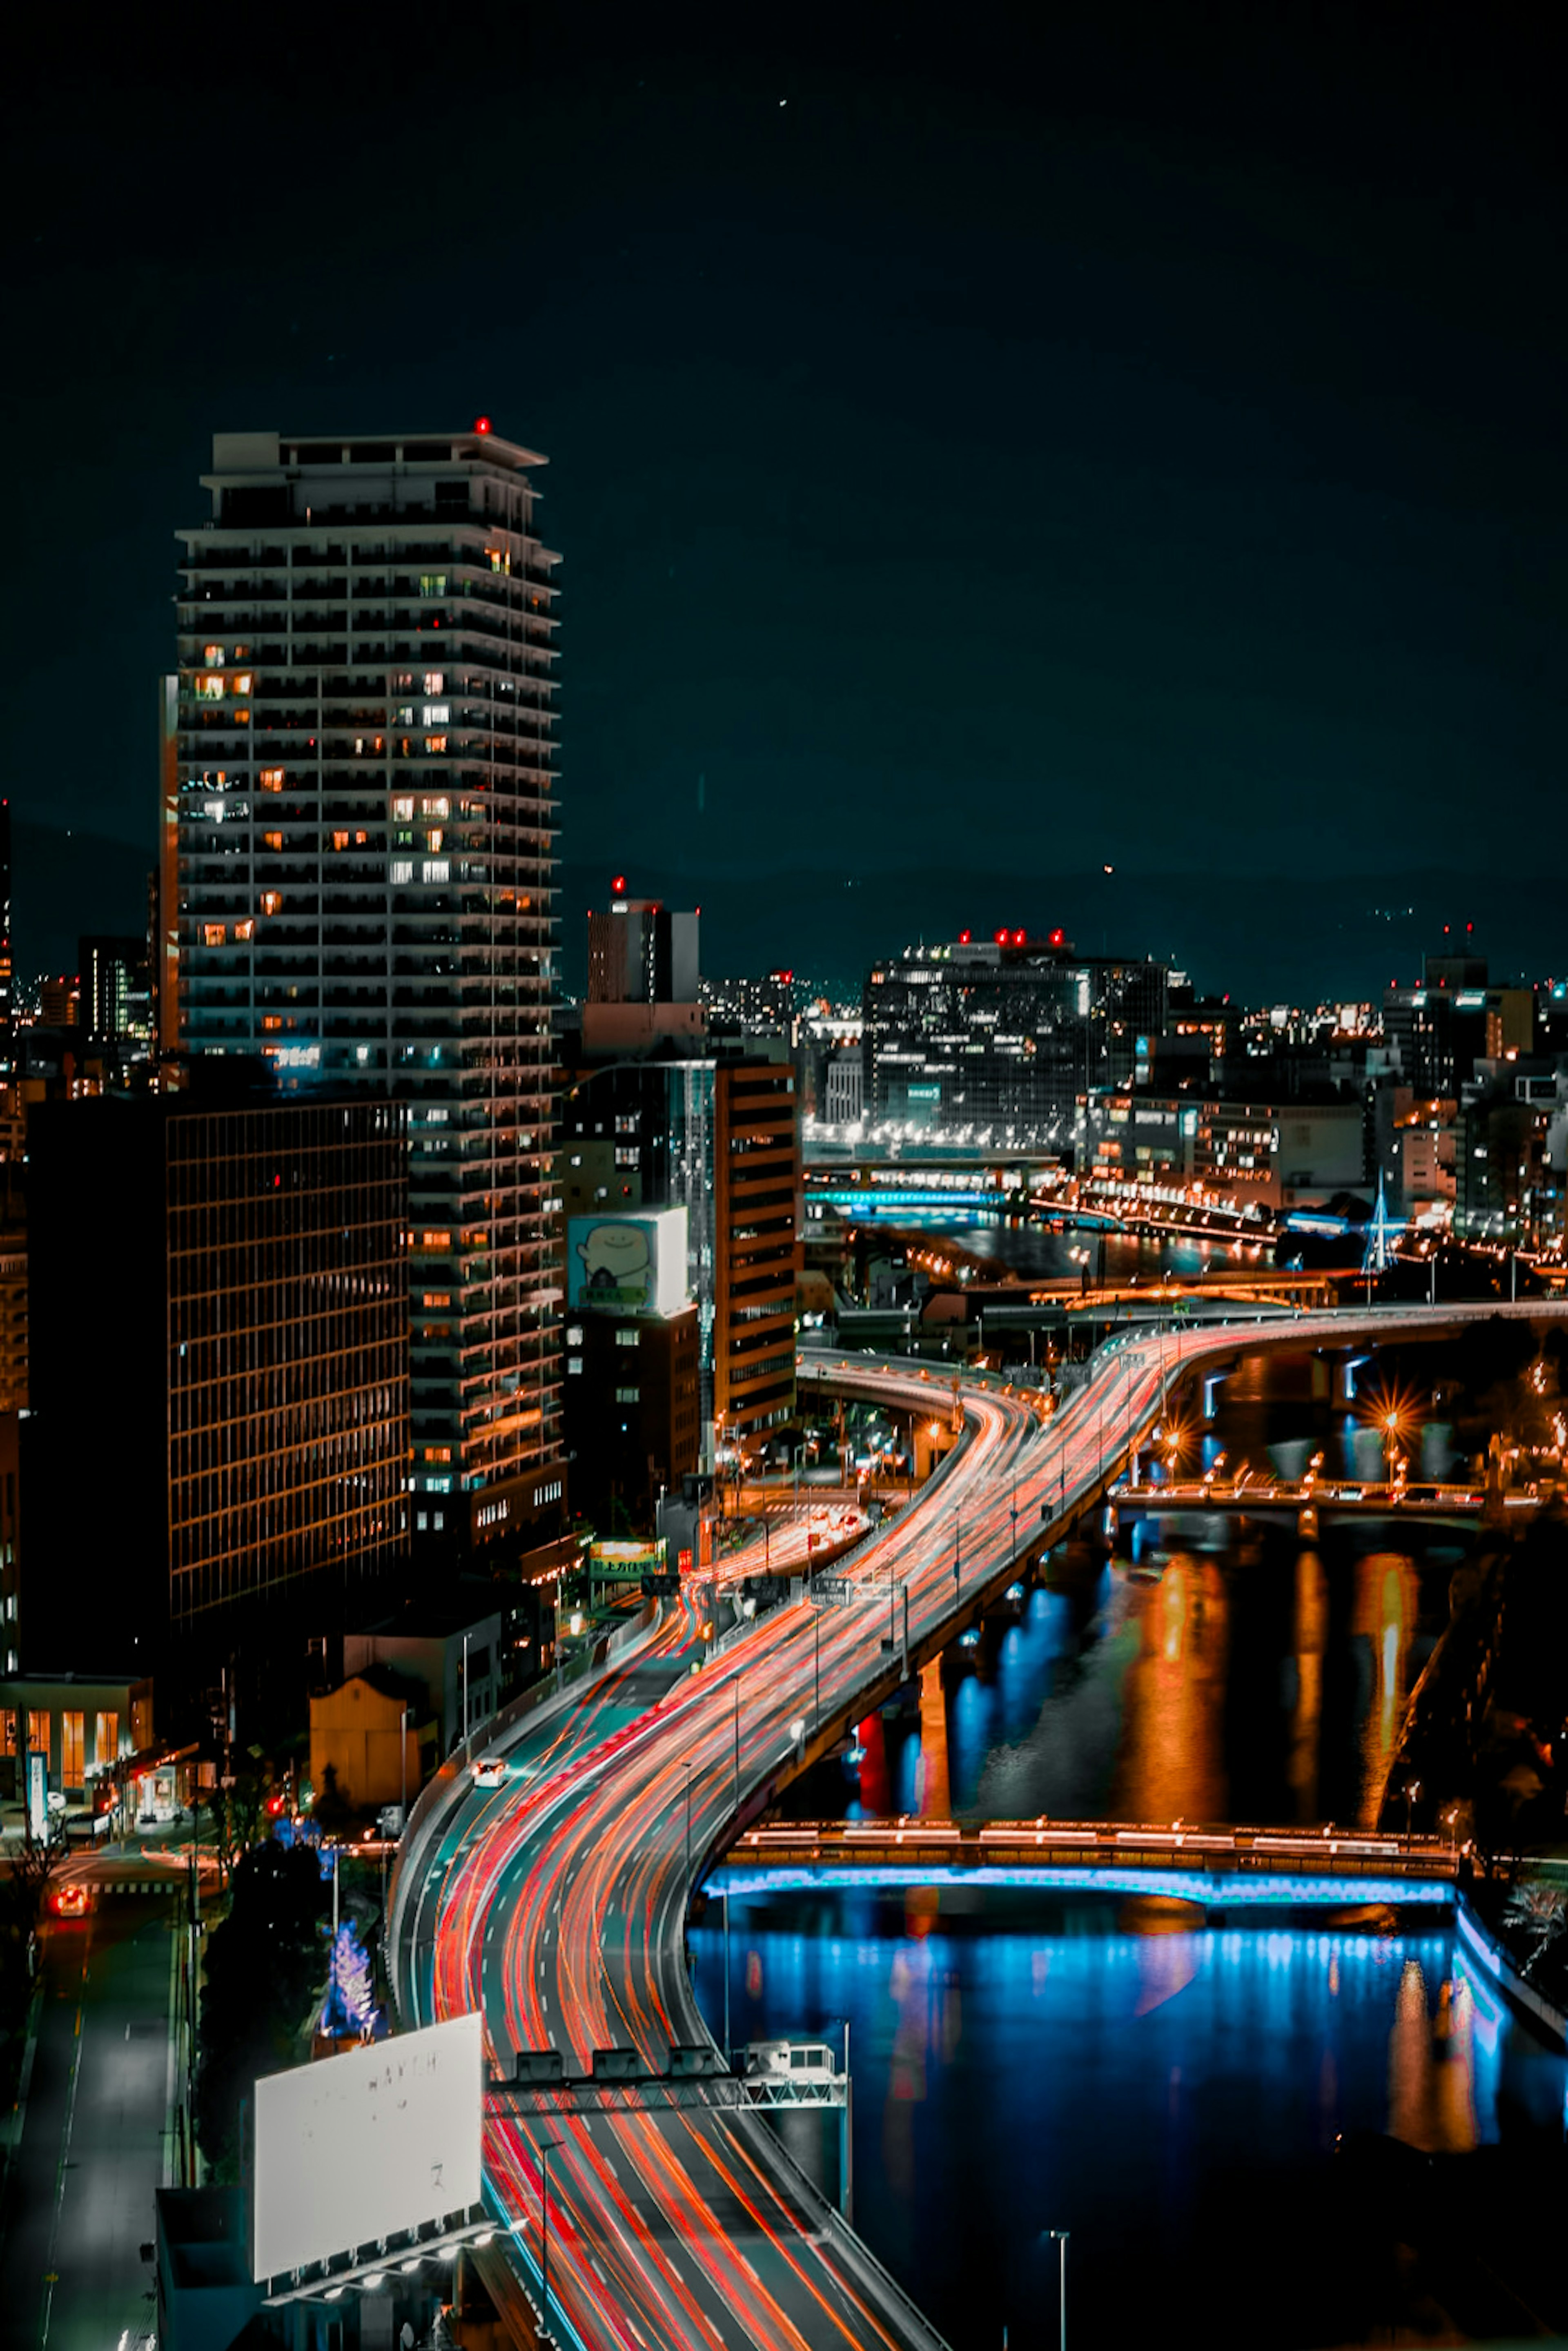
[692, 1892, 1566, 2349]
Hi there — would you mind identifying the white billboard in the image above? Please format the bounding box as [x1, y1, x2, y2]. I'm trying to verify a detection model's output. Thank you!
[252, 2010, 483, 2280]
[568, 1206, 689, 1317]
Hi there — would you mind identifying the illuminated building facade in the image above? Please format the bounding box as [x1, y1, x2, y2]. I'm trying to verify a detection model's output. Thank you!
[864, 935, 1168, 1141]
[168, 426, 564, 1552]
[24, 1091, 409, 1679]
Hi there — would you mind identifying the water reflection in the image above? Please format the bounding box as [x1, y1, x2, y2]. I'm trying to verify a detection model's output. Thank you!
[1352, 1552, 1420, 1824]
[692, 1894, 1565, 2351]
[804, 1525, 1448, 1833]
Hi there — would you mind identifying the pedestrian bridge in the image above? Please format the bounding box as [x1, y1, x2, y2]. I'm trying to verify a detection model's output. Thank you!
[711, 1817, 1459, 1909]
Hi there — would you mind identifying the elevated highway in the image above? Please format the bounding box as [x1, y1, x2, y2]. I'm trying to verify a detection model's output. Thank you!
[392, 1300, 1565, 2351]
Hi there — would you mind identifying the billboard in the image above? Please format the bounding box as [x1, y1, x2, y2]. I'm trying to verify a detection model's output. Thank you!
[252, 2010, 483, 2281]
[568, 1207, 688, 1317]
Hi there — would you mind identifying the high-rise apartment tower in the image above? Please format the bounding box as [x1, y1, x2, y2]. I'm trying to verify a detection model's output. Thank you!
[168, 425, 564, 1551]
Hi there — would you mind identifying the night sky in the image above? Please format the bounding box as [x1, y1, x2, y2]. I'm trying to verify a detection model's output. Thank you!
[5, 3, 1564, 998]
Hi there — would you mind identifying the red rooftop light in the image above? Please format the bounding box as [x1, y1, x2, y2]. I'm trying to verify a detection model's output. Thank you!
[474, 416, 492, 434]
[611, 874, 626, 893]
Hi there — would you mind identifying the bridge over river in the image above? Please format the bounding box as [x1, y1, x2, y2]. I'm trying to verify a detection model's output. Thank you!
[388, 1300, 1566, 2351]
[715, 1817, 1459, 1910]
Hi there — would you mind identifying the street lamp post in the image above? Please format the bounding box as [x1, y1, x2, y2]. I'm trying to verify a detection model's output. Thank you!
[1047, 2229, 1069, 2351]
[1404, 1777, 1422, 1839]
[539, 2134, 562, 2339]
[684, 1759, 693, 1886]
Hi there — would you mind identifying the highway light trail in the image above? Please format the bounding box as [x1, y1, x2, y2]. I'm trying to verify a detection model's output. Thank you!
[406, 1304, 1563, 2351]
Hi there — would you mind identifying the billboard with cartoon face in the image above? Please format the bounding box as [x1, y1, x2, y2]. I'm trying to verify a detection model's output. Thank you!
[568, 1208, 689, 1317]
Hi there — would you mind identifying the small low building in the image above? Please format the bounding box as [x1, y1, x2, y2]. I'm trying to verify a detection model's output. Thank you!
[308, 1665, 430, 1819]
[0, 1673, 152, 1804]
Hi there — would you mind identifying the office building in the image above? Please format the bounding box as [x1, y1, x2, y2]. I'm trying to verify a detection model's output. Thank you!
[79, 933, 152, 1050]
[587, 890, 699, 1006]
[563, 1202, 701, 1523]
[167, 425, 564, 1553]
[24, 1090, 409, 1690]
[1077, 1091, 1365, 1211]
[864, 934, 1168, 1141]
[559, 1054, 801, 1458]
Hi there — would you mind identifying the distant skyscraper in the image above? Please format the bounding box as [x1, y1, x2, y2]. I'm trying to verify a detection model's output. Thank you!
[587, 891, 699, 1006]
[78, 934, 148, 1046]
[169, 425, 564, 1553]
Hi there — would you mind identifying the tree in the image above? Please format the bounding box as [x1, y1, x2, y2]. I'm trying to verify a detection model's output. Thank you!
[194, 1839, 329, 2180]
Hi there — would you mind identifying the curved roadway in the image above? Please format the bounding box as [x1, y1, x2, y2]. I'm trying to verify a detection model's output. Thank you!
[399, 1302, 1565, 2351]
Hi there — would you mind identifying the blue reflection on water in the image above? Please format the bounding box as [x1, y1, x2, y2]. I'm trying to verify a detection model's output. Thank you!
[693, 1890, 1565, 2351]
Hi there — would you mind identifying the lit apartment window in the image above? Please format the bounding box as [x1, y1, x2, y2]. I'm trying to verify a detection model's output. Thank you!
[332, 831, 350, 850]
[488, 547, 510, 574]
[422, 858, 450, 884]
[234, 919, 255, 943]
[418, 574, 447, 597]
[260, 891, 283, 915]
[566, 1326, 584, 1345]
[567, 1356, 583, 1376]
[263, 831, 283, 850]
[427, 828, 444, 854]
[260, 767, 284, 790]
[202, 644, 225, 666]
[195, 674, 225, 700]
[615, 1327, 640, 1347]
[423, 671, 445, 695]
[615, 1386, 640, 1404]
[261, 1015, 283, 1032]
[391, 860, 413, 884]
[203, 923, 227, 947]
[232, 673, 252, 695]
[391, 795, 414, 820]
[420, 797, 450, 819]
[424, 735, 448, 755]
[421, 704, 450, 726]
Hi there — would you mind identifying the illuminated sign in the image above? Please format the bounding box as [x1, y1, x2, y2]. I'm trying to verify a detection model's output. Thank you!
[252, 2012, 482, 2282]
[588, 1539, 668, 1580]
[568, 1208, 689, 1317]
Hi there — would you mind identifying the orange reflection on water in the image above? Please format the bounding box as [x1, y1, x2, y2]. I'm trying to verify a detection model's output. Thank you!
[1352, 1552, 1419, 1827]
[1387, 1957, 1477, 2152]
[1288, 1549, 1327, 1822]
[916, 1661, 951, 1820]
[1111, 1553, 1230, 1822]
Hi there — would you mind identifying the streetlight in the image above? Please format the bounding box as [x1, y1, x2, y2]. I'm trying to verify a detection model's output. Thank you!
[538, 2134, 562, 2339]
[1047, 2229, 1069, 2351]
[683, 1759, 693, 1886]
[1404, 1777, 1422, 1839]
